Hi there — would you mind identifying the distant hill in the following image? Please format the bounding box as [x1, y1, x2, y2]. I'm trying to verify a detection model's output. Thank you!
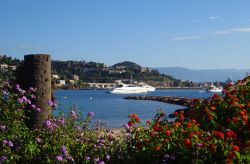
[157, 67, 250, 82]
[113, 61, 141, 70]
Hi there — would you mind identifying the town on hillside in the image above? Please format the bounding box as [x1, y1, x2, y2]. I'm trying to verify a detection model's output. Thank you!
[0, 54, 225, 89]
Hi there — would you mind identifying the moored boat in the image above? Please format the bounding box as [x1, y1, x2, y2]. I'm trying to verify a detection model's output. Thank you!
[110, 82, 148, 94]
[207, 83, 223, 93]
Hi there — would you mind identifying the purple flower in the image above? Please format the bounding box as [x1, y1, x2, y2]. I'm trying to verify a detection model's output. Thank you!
[3, 140, 8, 145]
[196, 143, 203, 148]
[2, 140, 13, 147]
[61, 145, 67, 155]
[48, 100, 54, 106]
[8, 141, 13, 147]
[163, 154, 170, 159]
[67, 156, 74, 162]
[17, 98, 24, 104]
[31, 104, 36, 109]
[57, 117, 65, 125]
[29, 87, 37, 92]
[31, 94, 36, 99]
[123, 123, 130, 130]
[45, 120, 52, 127]
[48, 100, 57, 107]
[74, 126, 81, 130]
[26, 99, 31, 105]
[94, 157, 100, 162]
[85, 156, 90, 160]
[15, 84, 20, 90]
[0, 125, 6, 130]
[87, 112, 94, 117]
[2, 90, 8, 96]
[0, 156, 7, 163]
[106, 155, 110, 160]
[36, 137, 42, 143]
[99, 161, 105, 164]
[70, 110, 77, 119]
[36, 108, 41, 112]
[55, 155, 63, 161]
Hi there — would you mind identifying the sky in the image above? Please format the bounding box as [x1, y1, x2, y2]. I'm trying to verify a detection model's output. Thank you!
[0, 0, 250, 69]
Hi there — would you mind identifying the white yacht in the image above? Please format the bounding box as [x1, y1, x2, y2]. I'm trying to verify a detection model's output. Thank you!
[141, 84, 156, 92]
[207, 83, 223, 93]
[110, 82, 148, 94]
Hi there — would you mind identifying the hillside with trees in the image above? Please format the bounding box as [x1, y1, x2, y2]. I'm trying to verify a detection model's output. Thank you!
[0, 55, 197, 88]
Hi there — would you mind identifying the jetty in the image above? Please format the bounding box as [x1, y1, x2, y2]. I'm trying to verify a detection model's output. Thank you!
[124, 96, 205, 107]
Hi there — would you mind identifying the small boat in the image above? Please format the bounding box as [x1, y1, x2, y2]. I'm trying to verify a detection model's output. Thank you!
[207, 83, 223, 93]
[110, 82, 148, 94]
[140, 84, 156, 92]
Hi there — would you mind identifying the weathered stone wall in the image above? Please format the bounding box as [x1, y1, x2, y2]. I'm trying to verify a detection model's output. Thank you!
[18, 54, 51, 128]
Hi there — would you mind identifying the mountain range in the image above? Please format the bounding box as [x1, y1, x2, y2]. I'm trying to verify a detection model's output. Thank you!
[156, 67, 250, 82]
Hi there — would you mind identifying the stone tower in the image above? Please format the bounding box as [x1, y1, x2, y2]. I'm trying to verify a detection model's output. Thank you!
[18, 54, 52, 128]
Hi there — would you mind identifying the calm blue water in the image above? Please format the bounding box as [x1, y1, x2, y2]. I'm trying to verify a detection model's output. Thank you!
[54, 89, 213, 128]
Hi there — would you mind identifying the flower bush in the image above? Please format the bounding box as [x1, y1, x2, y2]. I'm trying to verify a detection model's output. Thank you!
[125, 78, 250, 163]
[0, 77, 250, 163]
[0, 81, 127, 163]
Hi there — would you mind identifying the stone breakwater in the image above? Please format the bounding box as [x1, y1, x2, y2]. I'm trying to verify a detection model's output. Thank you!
[124, 96, 205, 107]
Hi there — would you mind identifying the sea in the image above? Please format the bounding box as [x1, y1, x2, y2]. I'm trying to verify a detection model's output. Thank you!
[53, 89, 214, 128]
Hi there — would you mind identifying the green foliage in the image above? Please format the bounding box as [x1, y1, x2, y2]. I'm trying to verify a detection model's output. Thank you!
[0, 81, 127, 163]
[2, 76, 249, 163]
[125, 78, 250, 163]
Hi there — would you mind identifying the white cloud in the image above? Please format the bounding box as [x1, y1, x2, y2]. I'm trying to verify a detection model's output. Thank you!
[172, 35, 200, 41]
[214, 27, 250, 35]
[16, 44, 32, 49]
[209, 16, 219, 20]
[214, 30, 230, 35]
[231, 27, 250, 32]
[191, 19, 199, 23]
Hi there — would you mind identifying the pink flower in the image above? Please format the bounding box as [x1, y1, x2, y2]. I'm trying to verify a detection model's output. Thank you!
[55, 155, 63, 161]
[87, 112, 94, 117]
[31, 104, 36, 109]
[36, 137, 42, 143]
[15, 84, 20, 90]
[70, 110, 77, 119]
[36, 108, 41, 112]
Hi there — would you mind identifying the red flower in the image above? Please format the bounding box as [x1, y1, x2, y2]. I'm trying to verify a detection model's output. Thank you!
[184, 138, 191, 146]
[191, 119, 196, 124]
[135, 117, 140, 122]
[174, 112, 178, 116]
[213, 131, 224, 139]
[232, 145, 240, 152]
[233, 117, 239, 123]
[128, 121, 133, 127]
[165, 130, 171, 137]
[186, 123, 192, 128]
[146, 120, 151, 124]
[150, 131, 156, 137]
[210, 144, 217, 151]
[188, 133, 193, 139]
[136, 143, 143, 150]
[153, 145, 161, 151]
[226, 130, 237, 138]
[154, 123, 163, 132]
[227, 151, 235, 159]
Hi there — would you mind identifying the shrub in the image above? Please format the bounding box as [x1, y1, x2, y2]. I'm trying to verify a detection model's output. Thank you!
[125, 77, 250, 163]
[0, 81, 127, 163]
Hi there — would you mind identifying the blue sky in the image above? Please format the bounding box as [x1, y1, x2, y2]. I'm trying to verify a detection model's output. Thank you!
[1, 0, 250, 69]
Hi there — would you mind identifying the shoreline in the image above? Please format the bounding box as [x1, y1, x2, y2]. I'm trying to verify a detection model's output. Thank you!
[56, 87, 205, 91]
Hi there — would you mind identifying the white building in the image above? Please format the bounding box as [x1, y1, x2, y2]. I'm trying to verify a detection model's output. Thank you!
[0, 64, 9, 71]
[52, 74, 60, 79]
